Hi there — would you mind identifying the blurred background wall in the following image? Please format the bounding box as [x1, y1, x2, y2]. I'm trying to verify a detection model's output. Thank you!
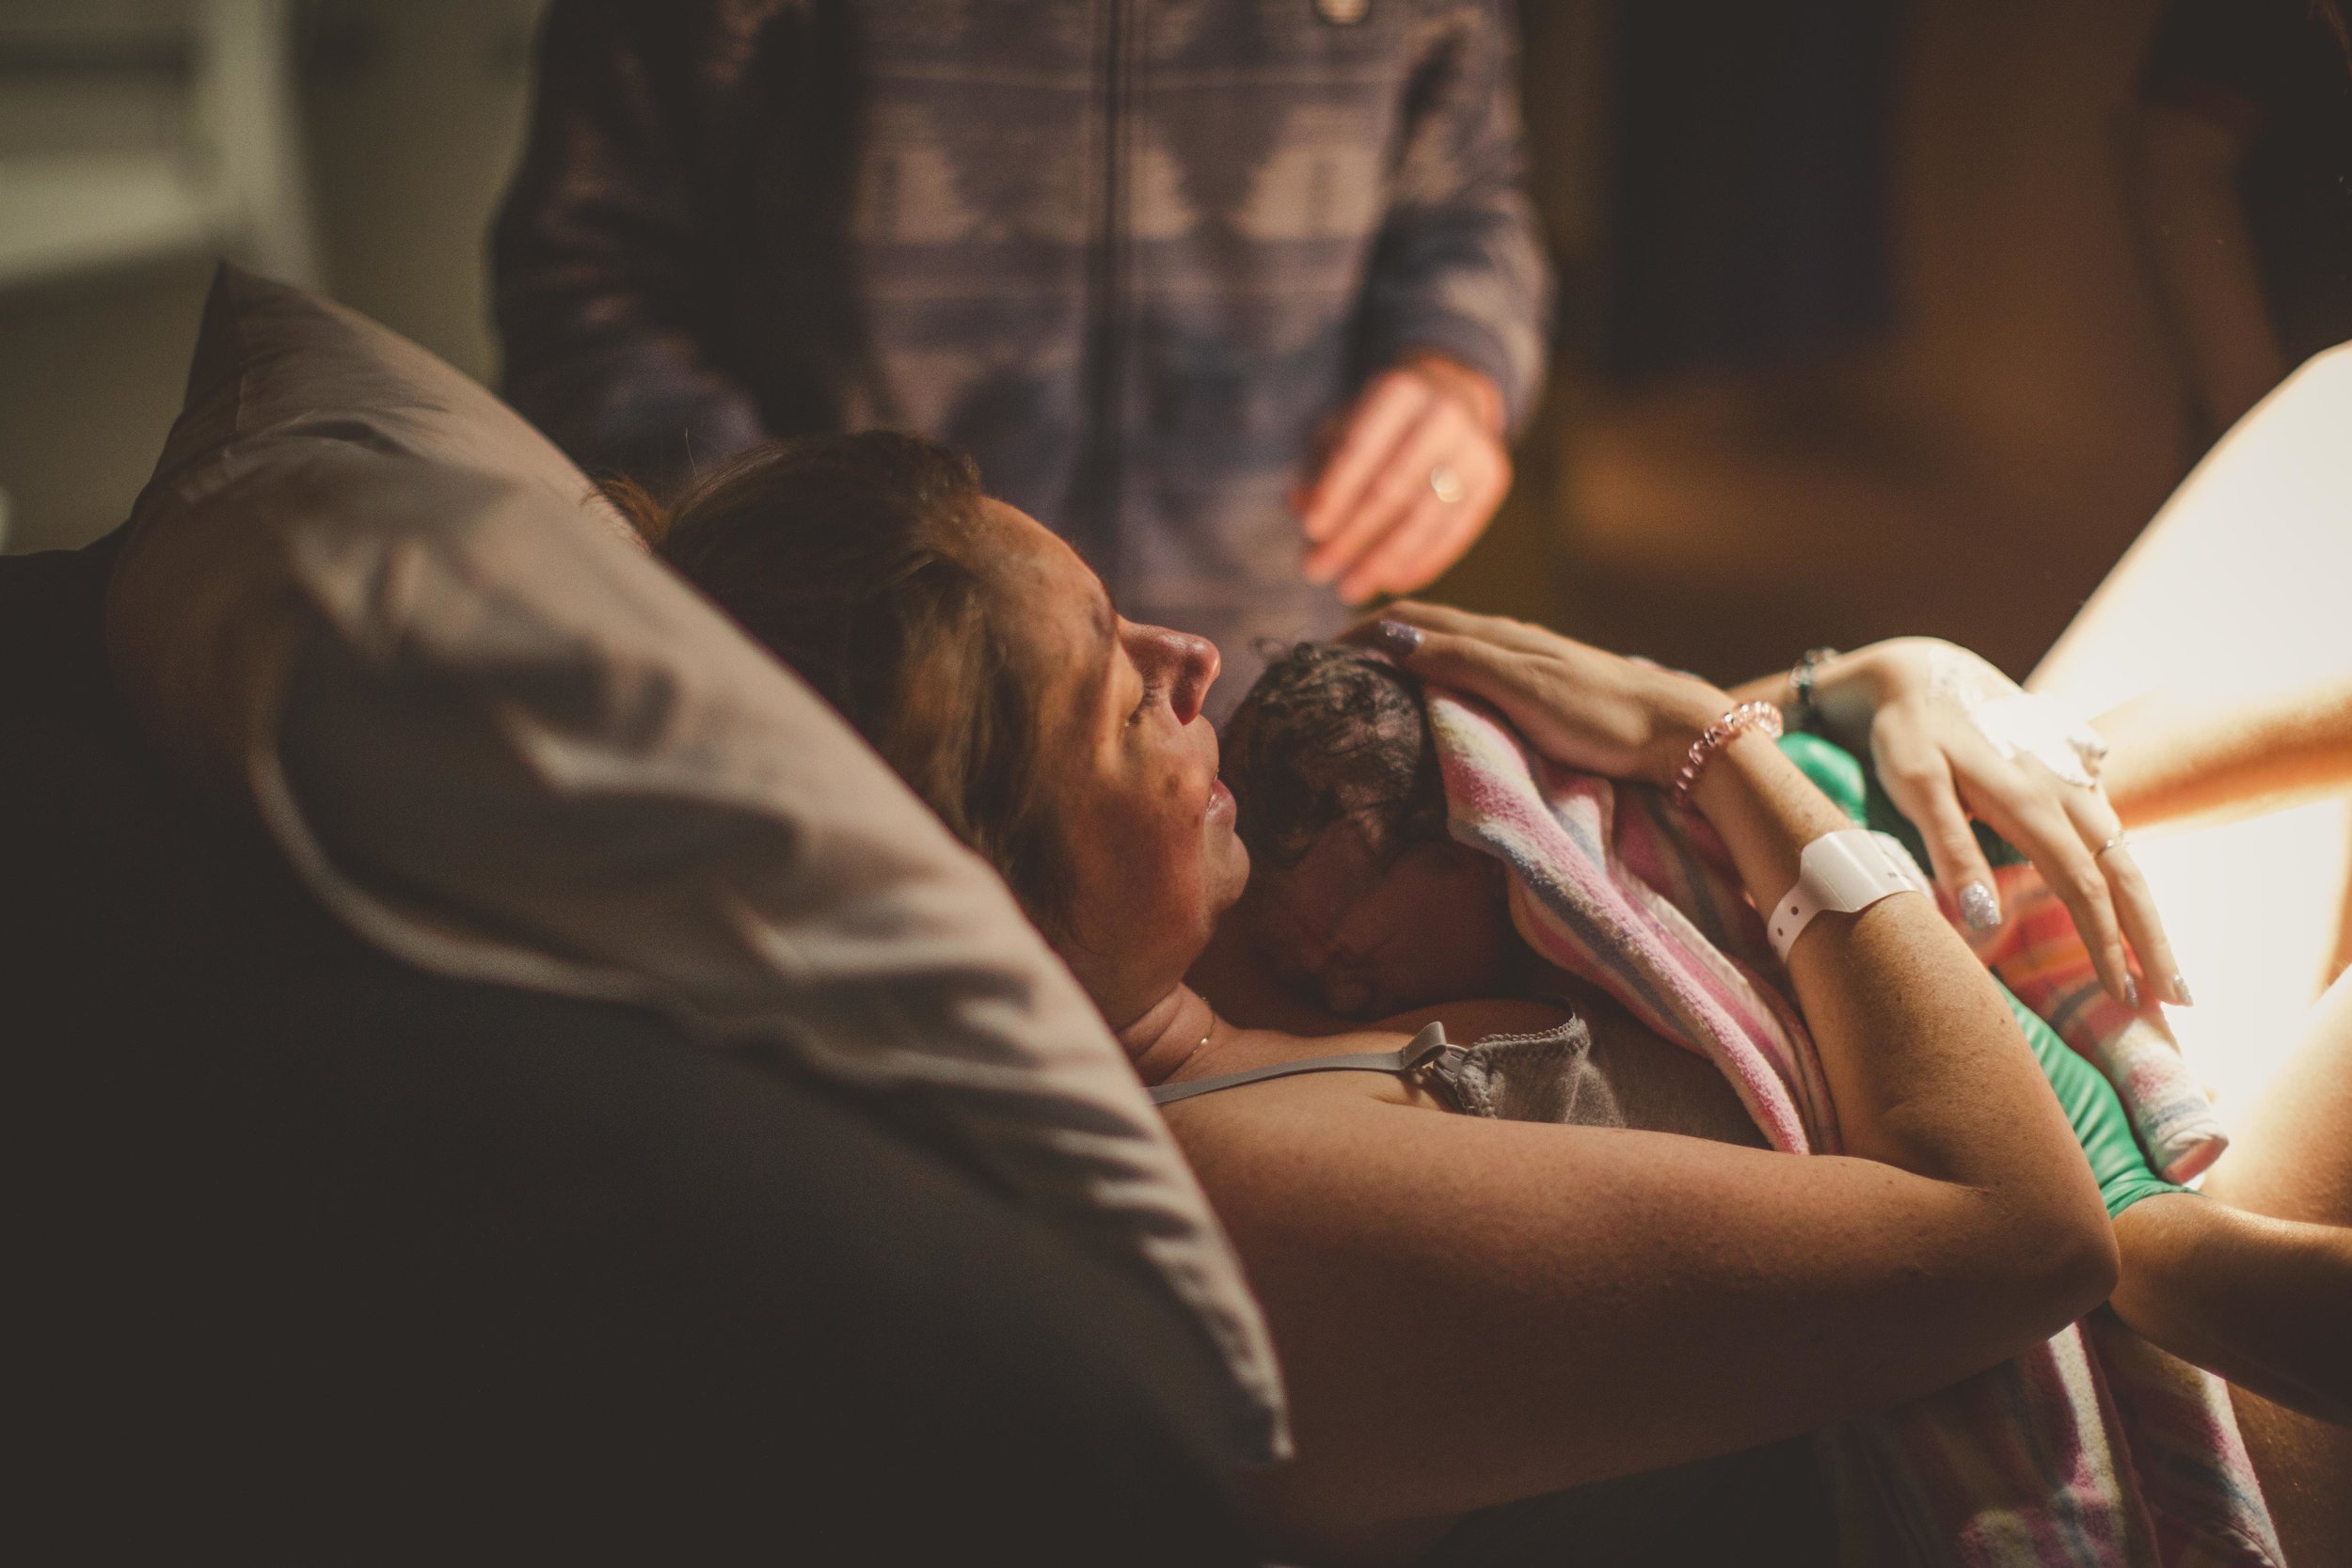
[2, 0, 2343, 684]
[0, 0, 540, 557]
[1460, 0, 2349, 681]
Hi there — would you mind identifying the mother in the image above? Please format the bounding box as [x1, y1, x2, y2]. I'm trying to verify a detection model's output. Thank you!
[644, 434, 2134, 1564]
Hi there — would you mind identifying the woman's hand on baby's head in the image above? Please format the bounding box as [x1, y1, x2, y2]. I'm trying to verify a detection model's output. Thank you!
[1343, 602, 1730, 786]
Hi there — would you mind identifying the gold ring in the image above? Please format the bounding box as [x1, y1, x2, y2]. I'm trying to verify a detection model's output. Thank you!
[2093, 834, 2129, 860]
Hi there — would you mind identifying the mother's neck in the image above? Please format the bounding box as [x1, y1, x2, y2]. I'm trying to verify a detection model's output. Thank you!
[1114, 984, 1220, 1087]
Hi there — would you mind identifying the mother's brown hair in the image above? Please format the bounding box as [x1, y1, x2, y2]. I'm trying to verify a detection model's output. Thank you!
[615, 433, 1075, 933]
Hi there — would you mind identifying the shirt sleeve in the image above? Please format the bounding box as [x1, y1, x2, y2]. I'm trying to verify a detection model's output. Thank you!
[1354, 1, 1556, 436]
[489, 0, 772, 498]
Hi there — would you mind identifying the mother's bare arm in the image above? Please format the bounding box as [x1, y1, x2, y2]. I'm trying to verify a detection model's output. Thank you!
[1176, 1078, 2107, 1532]
[1184, 610, 2119, 1535]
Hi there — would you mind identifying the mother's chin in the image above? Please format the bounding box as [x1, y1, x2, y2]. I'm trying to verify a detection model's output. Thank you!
[1050, 768, 1252, 1035]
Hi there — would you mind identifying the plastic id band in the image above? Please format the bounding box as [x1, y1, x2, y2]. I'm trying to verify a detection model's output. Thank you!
[1767, 829, 1932, 963]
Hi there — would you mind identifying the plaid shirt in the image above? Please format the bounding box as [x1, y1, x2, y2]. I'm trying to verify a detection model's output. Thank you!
[493, 0, 1550, 697]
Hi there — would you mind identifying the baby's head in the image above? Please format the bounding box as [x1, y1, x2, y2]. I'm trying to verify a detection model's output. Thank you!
[1221, 642, 1516, 1020]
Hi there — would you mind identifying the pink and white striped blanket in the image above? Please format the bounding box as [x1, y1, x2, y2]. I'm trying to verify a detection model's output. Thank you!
[1427, 690, 2280, 1568]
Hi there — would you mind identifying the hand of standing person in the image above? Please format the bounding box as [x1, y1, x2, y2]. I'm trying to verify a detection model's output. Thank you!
[1295, 354, 1512, 605]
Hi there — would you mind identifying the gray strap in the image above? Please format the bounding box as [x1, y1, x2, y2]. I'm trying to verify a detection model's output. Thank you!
[1150, 1022, 1453, 1106]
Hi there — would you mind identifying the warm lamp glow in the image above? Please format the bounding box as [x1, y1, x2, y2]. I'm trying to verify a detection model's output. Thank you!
[2124, 805, 2348, 1120]
[2032, 342, 2352, 1123]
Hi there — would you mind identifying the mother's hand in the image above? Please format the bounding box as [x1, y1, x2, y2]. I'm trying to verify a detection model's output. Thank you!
[1809, 639, 2186, 1008]
[1343, 602, 1729, 787]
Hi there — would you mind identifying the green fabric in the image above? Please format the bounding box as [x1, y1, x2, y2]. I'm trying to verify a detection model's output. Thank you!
[1773, 733, 2185, 1218]
[2000, 990, 2186, 1218]
[1776, 731, 1870, 819]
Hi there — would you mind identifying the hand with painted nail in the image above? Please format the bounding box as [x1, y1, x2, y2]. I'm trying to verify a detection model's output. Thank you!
[1795, 639, 2189, 1010]
[1342, 601, 1728, 785]
[1293, 353, 1512, 605]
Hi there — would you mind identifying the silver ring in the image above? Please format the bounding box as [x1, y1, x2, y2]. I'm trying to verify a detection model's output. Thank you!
[2093, 833, 2130, 860]
[1429, 464, 1465, 504]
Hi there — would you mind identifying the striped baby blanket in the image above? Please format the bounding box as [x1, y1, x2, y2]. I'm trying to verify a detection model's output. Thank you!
[1426, 690, 2280, 1568]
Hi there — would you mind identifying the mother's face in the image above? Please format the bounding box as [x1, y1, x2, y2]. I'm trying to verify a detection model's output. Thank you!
[978, 502, 1248, 1028]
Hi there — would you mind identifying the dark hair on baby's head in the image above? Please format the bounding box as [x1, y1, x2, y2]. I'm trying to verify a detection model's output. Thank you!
[619, 432, 1075, 936]
[1221, 641, 1449, 874]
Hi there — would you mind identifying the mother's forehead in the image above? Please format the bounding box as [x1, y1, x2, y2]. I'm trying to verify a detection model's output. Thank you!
[968, 502, 1120, 723]
[974, 503, 1103, 620]
[983, 502, 1101, 601]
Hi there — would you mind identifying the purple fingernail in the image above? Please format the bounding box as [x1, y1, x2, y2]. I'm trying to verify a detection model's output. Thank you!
[1375, 619, 1423, 657]
[2171, 973, 2195, 1007]
[2123, 974, 2140, 1010]
[1960, 881, 2001, 931]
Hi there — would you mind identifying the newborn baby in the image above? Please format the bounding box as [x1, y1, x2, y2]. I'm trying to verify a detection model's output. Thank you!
[1213, 640, 1762, 1145]
[1217, 651, 2352, 1443]
[1217, 641, 1517, 1022]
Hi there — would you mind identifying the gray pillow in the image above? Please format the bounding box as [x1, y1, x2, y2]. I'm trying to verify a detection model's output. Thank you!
[105, 264, 1286, 1461]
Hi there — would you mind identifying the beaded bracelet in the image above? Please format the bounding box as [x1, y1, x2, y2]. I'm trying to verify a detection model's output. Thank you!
[1671, 700, 1785, 807]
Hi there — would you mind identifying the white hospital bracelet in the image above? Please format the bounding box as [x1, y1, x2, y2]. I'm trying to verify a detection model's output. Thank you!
[1766, 830, 1933, 963]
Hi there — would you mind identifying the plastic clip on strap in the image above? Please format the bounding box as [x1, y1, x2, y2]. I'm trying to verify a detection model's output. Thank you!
[1767, 829, 1932, 963]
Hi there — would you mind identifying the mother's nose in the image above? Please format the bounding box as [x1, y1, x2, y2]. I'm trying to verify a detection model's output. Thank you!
[1134, 624, 1220, 724]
